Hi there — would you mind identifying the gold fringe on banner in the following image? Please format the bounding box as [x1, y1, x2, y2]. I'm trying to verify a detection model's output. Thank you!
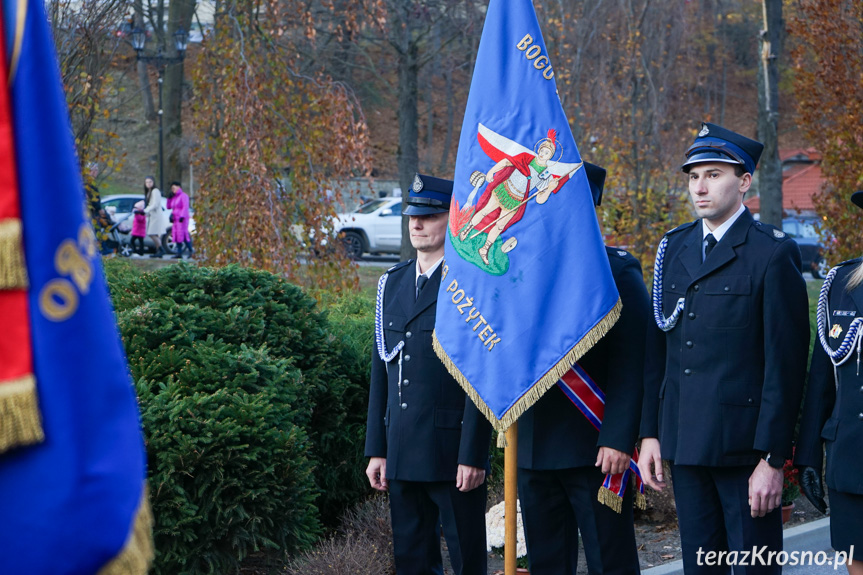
[0, 374, 43, 453]
[0, 219, 28, 289]
[433, 297, 622, 434]
[98, 486, 154, 575]
[597, 486, 624, 514]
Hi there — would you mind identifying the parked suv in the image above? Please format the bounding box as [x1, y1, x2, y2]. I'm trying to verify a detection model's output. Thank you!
[783, 216, 829, 279]
[333, 198, 402, 258]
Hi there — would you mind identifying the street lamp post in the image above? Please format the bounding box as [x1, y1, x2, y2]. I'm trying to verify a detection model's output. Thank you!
[131, 26, 189, 192]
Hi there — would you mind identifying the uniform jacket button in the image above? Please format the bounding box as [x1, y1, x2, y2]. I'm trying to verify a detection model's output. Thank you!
[748, 398, 753, 404]
[724, 286, 730, 292]
[693, 284, 700, 291]
[858, 412, 863, 421]
[403, 379, 410, 387]
[859, 386, 863, 394]
[388, 321, 393, 326]
[688, 312, 696, 320]
[404, 354, 411, 362]
[401, 403, 408, 410]
[686, 341, 693, 348]
[405, 331, 412, 338]
[684, 368, 692, 375]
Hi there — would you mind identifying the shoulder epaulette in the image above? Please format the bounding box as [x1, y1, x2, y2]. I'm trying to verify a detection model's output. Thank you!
[752, 221, 789, 241]
[835, 257, 863, 268]
[664, 220, 698, 237]
[606, 246, 633, 260]
[385, 259, 414, 274]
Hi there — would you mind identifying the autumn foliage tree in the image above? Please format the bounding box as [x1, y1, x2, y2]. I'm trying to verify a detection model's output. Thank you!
[789, 0, 863, 263]
[190, 0, 372, 290]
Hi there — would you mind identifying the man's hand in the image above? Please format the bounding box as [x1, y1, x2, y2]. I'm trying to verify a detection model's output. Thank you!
[596, 446, 631, 475]
[456, 465, 486, 493]
[748, 459, 782, 517]
[799, 466, 827, 514]
[366, 457, 388, 491]
[638, 438, 666, 491]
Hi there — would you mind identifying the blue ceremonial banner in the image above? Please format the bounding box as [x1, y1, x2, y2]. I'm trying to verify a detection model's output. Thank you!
[433, 0, 621, 432]
[0, 0, 152, 572]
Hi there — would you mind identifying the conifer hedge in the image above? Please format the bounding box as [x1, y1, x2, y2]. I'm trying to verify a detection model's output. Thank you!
[105, 262, 374, 574]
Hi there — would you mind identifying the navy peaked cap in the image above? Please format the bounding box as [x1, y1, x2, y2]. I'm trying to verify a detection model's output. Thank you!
[403, 173, 453, 215]
[583, 162, 606, 206]
[681, 122, 764, 175]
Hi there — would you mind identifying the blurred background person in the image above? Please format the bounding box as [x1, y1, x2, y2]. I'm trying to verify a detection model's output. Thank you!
[143, 175, 166, 258]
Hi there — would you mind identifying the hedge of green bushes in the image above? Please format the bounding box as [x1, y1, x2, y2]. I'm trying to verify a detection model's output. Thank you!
[104, 261, 374, 574]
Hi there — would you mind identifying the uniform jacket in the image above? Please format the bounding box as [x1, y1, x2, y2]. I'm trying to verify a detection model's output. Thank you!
[641, 209, 809, 467]
[796, 258, 863, 494]
[518, 247, 648, 469]
[364, 261, 492, 482]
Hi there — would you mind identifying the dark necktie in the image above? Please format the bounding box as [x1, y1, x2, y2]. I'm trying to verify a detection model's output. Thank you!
[704, 233, 717, 261]
[416, 274, 428, 299]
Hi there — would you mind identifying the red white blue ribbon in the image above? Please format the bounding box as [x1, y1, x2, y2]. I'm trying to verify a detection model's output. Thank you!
[557, 364, 646, 512]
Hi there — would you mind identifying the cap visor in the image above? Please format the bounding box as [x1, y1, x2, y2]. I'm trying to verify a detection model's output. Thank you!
[852, 191, 863, 210]
[403, 204, 449, 216]
[681, 154, 743, 173]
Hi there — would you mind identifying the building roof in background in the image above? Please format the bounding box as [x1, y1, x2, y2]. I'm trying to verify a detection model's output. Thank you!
[745, 148, 824, 214]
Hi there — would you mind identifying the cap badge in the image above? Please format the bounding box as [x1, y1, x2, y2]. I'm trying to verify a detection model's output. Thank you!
[698, 125, 710, 137]
[412, 174, 424, 193]
[773, 229, 785, 238]
[830, 324, 843, 339]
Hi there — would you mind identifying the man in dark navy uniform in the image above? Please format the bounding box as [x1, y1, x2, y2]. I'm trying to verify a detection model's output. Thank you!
[638, 123, 809, 574]
[365, 174, 492, 575]
[517, 163, 648, 575]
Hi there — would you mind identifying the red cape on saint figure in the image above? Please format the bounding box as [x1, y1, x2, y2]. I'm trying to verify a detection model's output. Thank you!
[473, 132, 572, 234]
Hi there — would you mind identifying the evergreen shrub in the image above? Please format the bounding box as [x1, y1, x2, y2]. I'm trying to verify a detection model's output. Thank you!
[104, 261, 375, 572]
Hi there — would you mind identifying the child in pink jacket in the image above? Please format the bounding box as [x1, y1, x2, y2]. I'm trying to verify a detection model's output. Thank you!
[131, 200, 147, 255]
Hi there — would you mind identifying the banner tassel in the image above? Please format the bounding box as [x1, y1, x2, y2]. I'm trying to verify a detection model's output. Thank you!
[635, 491, 647, 511]
[0, 219, 28, 289]
[98, 486, 154, 575]
[496, 430, 508, 448]
[596, 486, 623, 514]
[0, 374, 43, 453]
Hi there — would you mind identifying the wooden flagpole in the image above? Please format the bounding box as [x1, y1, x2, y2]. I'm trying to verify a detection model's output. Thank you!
[504, 422, 518, 575]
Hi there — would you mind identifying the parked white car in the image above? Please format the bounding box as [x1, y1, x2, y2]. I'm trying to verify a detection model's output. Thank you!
[333, 198, 402, 258]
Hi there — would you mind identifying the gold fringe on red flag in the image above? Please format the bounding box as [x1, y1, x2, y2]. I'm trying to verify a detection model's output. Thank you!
[0, 374, 43, 453]
[0, 219, 27, 289]
[98, 486, 154, 575]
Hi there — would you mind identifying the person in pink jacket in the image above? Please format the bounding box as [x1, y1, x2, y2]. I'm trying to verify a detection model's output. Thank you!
[131, 200, 147, 255]
[167, 181, 193, 258]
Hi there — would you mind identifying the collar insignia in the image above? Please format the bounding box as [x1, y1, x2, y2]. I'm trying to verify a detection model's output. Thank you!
[773, 229, 785, 238]
[830, 324, 843, 339]
[411, 174, 424, 193]
[617, 250, 627, 257]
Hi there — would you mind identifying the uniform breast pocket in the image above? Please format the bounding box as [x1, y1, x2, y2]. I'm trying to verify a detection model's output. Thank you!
[663, 275, 688, 315]
[383, 314, 406, 357]
[705, 275, 751, 329]
[418, 316, 438, 359]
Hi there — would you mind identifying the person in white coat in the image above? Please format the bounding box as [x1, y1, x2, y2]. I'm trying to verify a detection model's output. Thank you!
[143, 176, 167, 258]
